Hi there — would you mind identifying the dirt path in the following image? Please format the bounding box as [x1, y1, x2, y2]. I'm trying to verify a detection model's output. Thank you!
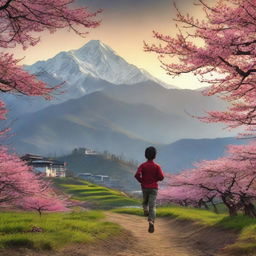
[104, 212, 237, 256]
[0, 212, 237, 256]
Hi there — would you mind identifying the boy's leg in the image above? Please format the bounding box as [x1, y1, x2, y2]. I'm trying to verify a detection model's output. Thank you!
[148, 189, 158, 232]
[148, 189, 157, 221]
[142, 189, 149, 216]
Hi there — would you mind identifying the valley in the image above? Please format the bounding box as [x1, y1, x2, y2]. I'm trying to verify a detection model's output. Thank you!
[3, 40, 244, 182]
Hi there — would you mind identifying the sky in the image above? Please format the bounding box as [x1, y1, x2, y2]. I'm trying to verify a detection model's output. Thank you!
[12, 0, 210, 89]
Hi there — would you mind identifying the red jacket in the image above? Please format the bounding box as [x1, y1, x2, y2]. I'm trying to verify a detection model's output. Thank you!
[135, 160, 164, 189]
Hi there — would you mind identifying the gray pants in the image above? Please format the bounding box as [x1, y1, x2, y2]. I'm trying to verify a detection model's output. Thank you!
[142, 188, 158, 222]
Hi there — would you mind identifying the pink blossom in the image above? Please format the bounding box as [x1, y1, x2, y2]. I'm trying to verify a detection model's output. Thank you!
[0, 0, 100, 212]
[145, 0, 256, 136]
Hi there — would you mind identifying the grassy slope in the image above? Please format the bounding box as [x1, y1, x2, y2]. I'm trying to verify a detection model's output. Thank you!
[57, 151, 139, 191]
[53, 177, 140, 209]
[113, 207, 256, 255]
[0, 178, 140, 251]
[0, 211, 120, 250]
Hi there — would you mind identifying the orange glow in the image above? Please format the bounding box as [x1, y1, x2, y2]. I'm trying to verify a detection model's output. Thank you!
[10, 1, 210, 89]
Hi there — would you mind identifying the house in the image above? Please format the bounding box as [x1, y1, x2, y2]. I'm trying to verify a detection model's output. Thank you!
[93, 175, 110, 182]
[77, 173, 110, 183]
[72, 148, 99, 156]
[77, 173, 93, 179]
[84, 149, 99, 155]
[21, 154, 66, 177]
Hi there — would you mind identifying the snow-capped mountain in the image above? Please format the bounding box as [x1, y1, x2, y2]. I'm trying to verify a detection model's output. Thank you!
[7, 40, 174, 116]
[26, 40, 173, 91]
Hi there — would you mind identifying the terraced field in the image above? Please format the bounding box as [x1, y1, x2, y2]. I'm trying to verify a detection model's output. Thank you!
[53, 177, 140, 209]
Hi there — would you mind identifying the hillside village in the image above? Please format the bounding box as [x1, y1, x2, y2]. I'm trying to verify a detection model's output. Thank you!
[21, 148, 135, 191]
[21, 154, 66, 177]
[57, 147, 139, 191]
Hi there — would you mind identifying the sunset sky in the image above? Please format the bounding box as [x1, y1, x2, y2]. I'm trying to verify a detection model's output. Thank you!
[12, 0, 210, 89]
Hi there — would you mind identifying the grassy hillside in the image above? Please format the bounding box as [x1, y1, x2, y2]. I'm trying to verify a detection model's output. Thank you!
[53, 177, 140, 209]
[0, 211, 120, 251]
[57, 149, 139, 191]
[113, 206, 256, 255]
[0, 178, 139, 252]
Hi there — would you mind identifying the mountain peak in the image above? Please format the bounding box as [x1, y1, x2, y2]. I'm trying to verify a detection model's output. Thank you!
[74, 40, 115, 57]
[27, 40, 175, 89]
[83, 39, 106, 48]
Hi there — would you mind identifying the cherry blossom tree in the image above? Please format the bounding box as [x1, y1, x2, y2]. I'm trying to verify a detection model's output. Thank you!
[0, 147, 40, 204]
[145, 0, 256, 136]
[161, 143, 256, 217]
[0, 0, 100, 210]
[227, 142, 256, 217]
[146, 0, 256, 217]
[22, 195, 68, 216]
[190, 159, 247, 216]
[20, 178, 69, 215]
[0, 0, 101, 113]
[159, 172, 219, 212]
[159, 184, 217, 210]
[0, 146, 69, 214]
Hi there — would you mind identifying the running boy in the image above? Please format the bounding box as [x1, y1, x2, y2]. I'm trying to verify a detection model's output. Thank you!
[134, 146, 164, 233]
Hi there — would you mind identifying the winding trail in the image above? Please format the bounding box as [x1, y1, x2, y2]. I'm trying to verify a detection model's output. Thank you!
[1, 212, 237, 256]
[104, 212, 237, 256]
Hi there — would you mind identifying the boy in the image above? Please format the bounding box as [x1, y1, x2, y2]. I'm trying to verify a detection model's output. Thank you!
[134, 146, 164, 233]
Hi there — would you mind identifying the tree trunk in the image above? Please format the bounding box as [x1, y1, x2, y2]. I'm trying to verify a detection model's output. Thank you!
[244, 202, 256, 218]
[221, 195, 238, 216]
[227, 206, 237, 216]
[183, 200, 188, 207]
[37, 209, 42, 217]
[210, 201, 219, 214]
[197, 199, 203, 209]
[202, 201, 209, 210]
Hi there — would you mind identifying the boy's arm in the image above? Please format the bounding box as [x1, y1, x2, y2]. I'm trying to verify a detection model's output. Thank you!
[157, 165, 164, 181]
[134, 165, 143, 183]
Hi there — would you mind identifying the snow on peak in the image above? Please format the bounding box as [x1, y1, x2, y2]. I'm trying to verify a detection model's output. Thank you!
[76, 40, 114, 53]
[26, 40, 175, 89]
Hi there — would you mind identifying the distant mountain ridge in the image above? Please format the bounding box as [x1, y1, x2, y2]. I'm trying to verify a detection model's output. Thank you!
[4, 40, 176, 118]
[10, 88, 240, 160]
[158, 137, 246, 173]
[4, 40, 244, 175]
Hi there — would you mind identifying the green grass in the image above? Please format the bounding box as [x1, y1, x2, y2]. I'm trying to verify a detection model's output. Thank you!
[0, 178, 138, 252]
[113, 206, 256, 255]
[113, 206, 226, 225]
[0, 210, 121, 250]
[53, 177, 140, 209]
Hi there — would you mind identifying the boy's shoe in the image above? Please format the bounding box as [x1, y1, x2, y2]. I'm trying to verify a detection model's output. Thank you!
[148, 221, 154, 233]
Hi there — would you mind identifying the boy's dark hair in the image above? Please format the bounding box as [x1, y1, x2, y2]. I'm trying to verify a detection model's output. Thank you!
[145, 146, 156, 160]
